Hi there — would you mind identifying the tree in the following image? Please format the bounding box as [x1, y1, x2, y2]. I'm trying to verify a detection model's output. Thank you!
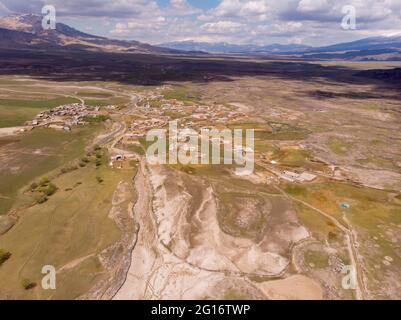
[44, 183, 57, 196]
[39, 177, 50, 187]
[21, 278, 37, 290]
[0, 249, 11, 266]
[29, 182, 38, 191]
[36, 194, 48, 204]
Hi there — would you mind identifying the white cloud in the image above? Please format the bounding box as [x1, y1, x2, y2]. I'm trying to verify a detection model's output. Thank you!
[241, 1, 269, 15]
[168, 0, 201, 16]
[1, 0, 401, 46]
[201, 20, 244, 34]
[297, 0, 330, 13]
[210, 0, 275, 19]
[0, 0, 162, 18]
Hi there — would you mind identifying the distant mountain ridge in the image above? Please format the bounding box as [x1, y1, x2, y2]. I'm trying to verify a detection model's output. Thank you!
[309, 36, 401, 53]
[0, 14, 179, 54]
[160, 37, 401, 61]
[159, 40, 311, 54]
[1, 14, 401, 61]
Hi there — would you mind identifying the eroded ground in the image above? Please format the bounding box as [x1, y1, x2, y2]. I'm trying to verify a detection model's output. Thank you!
[0, 59, 401, 300]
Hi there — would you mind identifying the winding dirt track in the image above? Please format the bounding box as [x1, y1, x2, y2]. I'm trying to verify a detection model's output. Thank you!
[255, 159, 367, 299]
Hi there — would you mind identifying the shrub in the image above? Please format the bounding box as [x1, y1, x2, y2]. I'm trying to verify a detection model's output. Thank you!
[60, 165, 78, 174]
[95, 159, 102, 167]
[29, 182, 38, 191]
[84, 115, 110, 123]
[0, 249, 11, 266]
[96, 176, 103, 183]
[44, 183, 57, 196]
[79, 161, 86, 168]
[36, 195, 48, 204]
[328, 231, 338, 242]
[22, 278, 37, 290]
[39, 177, 50, 187]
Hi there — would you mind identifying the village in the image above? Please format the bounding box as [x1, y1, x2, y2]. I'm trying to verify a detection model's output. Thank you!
[8, 94, 323, 184]
[110, 96, 322, 184]
[26, 103, 110, 131]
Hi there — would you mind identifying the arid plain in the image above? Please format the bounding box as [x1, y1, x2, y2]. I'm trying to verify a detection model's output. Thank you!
[0, 56, 401, 300]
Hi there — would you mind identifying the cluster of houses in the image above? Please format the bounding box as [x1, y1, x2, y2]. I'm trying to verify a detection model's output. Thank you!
[121, 92, 319, 183]
[27, 103, 102, 131]
[136, 98, 247, 131]
[278, 170, 317, 183]
[129, 118, 168, 136]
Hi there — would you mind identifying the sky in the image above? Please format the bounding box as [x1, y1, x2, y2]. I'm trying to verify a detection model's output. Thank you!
[0, 0, 401, 46]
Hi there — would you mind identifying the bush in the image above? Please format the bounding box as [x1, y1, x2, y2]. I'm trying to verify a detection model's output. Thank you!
[81, 157, 90, 163]
[29, 182, 38, 191]
[36, 195, 48, 204]
[39, 177, 50, 187]
[96, 176, 103, 183]
[84, 115, 111, 123]
[22, 278, 37, 290]
[328, 231, 338, 242]
[0, 249, 11, 266]
[95, 159, 102, 167]
[44, 183, 57, 196]
[79, 161, 86, 168]
[60, 165, 78, 174]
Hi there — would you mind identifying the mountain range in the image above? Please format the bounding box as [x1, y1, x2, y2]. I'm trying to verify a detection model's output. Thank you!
[1, 14, 401, 61]
[0, 14, 178, 54]
[160, 37, 401, 61]
[159, 40, 311, 54]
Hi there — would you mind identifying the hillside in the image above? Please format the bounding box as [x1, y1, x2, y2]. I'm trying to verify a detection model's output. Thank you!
[0, 14, 178, 54]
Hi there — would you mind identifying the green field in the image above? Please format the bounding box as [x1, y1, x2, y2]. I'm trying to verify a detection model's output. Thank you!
[76, 91, 113, 98]
[285, 179, 401, 297]
[327, 137, 352, 156]
[0, 164, 134, 299]
[304, 250, 329, 269]
[217, 192, 269, 240]
[163, 86, 202, 104]
[0, 97, 79, 109]
[275, 147, 327, 171]
[0, 97, 80, 128]
[84, 97, 130, 107]
[0, 126, 101, 215]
